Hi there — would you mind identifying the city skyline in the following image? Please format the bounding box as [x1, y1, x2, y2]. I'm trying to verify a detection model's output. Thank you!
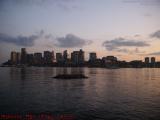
[3, 47, 160, 68]
[7, 47, 159, 62]
[0, 0, 160, 63]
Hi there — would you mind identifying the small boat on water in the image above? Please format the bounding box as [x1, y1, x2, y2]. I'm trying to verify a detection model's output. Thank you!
[53, 74, 88, 79]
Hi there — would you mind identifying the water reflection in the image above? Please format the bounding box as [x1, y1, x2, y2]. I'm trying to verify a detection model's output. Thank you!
[55, 67, 85, 75]
[0, 67, 160, 119]
[20, 68, 26, 80]
[88, 68, 97, 74]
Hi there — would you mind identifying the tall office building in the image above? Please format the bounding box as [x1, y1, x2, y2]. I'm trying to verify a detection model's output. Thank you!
[27, 54, 34, 65]
[71, 49, 84, 65]
[145, 57, 149, 63]
[71, 51, 79, 64]
[34, 53, 42, 65]
[79, 49, 84, 64]
[10, 51, 17, 64]
[51, 51, 55, 62]
[16, 52, 21, 64]
[89, 52, 97, 61]
[21, 48, 27, 64]
[56, 53, 63, 63]
[44, 51, 52, 64]
[151, 57, 155, 63]
[63, 50, 68, 62]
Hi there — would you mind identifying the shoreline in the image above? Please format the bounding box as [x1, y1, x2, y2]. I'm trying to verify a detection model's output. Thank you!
[1, 65, 160, 68]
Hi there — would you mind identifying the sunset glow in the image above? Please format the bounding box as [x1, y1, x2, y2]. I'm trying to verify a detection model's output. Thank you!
[0, 0, 160, 63]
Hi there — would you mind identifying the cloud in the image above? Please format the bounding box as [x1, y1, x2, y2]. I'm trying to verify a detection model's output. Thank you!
[134, 34, 141, 37]
[123, 0, 160, 6]
[148, 51, 160, 56]
[150, 30, 160, 39]
[115, 48, 146, 54]
[0, 31, 92, 48]
[0, 0, 79, 11]
[55, 34, 92, 48]
[0, 0, 76, 5]
[103, 37, 150, 51]
[0, 32, 42, 47]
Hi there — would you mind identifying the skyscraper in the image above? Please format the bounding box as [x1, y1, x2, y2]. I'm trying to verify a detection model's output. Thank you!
[145, 57, 149, 63]
[56, 53, 63, 63]
[79, 49, 84, 64]
[44, 51, 52, 64]
[16, 52, 21, 64]
[71, 49, 84, 65]
[34, 53, 42, 65]
[63, 50, 68, 62]
[21, 48, 27, 64]
[71, 51, 79, 64]
[51, 51, 55, 62]
[151, 57, 155, 63]
[10, 51, 17, 64]
[27, 54, 34, 65]
[89, 52, 97, 61]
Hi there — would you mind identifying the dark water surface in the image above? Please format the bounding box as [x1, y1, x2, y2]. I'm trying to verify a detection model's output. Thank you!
[0, 67, 160, 120]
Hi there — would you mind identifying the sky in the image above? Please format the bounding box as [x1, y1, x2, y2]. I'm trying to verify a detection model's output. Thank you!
[0, 0, 160, 63]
